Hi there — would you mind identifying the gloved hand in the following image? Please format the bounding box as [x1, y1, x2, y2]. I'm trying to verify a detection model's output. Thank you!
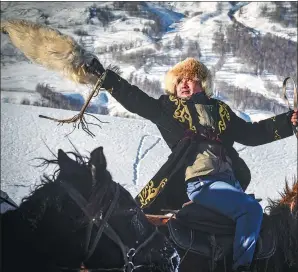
[85, 57, 105, 76]
[291, 109, 298, 126]
[290, 109, 298, 136]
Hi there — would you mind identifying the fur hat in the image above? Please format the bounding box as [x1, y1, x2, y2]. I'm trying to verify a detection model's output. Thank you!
[164, 58, 213, 97]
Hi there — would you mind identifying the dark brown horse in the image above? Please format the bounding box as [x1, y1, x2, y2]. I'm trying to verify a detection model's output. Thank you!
[2, 146, 180, 272]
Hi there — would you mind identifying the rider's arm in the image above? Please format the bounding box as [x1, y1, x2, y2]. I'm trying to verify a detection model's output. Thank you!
[100, 69, 163, 122]
[230, 108, 294, 146]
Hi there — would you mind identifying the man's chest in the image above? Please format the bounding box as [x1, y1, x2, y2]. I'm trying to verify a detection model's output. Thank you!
[166, 96, 225, 133]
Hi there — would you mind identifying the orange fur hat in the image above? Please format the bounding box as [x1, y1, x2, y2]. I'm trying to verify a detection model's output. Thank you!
[164, 58, 213, 97]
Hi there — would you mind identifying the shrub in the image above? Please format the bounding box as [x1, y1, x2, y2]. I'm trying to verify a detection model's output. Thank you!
[192, 11, 203, 17]
[21, 98, 31, 105]
[57, 24, 67, 29]
[74, 29, 89, 36]
[32, 101, 41, 107]
[173, 34, 183, 50]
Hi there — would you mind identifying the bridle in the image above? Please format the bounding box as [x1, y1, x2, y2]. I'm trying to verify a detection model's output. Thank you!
[58, 180, 160, 272]
[59, 180, 159, 271]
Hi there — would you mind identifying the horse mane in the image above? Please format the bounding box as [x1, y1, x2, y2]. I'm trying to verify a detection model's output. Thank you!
[266, 177, 298, 213]
[18, 151, 90, 229]
[279, 178, 298, 212]
[266, 177, 298, 267]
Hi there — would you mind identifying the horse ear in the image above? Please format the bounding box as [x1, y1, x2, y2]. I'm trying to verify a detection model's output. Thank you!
[89, 146, 107, 171]
[58, 149, 77, 174]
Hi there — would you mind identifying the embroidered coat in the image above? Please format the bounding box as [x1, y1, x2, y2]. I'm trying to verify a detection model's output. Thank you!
[101, 70, 294, 213]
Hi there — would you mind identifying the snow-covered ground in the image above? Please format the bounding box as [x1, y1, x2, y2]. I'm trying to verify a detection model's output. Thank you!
[1, 103, 297, 210]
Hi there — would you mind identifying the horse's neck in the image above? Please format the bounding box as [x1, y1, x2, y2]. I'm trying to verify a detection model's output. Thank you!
[2, 210, 31, 266]
[3, 210, 29, 242]
[2, 210, 58, 272]
[3, 209, 40, 254]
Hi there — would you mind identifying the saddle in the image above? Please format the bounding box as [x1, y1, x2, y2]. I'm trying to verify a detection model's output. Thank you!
[146, 201, 276, 264]
[169, 203, 276, 262]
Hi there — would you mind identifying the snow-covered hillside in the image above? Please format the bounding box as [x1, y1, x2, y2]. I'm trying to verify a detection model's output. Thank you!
[234, 2, 297, 42]
[1, 1, 297, 117]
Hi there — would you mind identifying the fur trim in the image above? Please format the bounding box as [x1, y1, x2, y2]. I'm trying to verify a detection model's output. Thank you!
[164, 58, 213, 97]
[1, 19, 98, 85]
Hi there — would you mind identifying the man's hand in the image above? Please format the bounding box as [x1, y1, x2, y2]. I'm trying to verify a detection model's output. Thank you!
[291, 110, 298, 126]
[85, 57, 105, 76]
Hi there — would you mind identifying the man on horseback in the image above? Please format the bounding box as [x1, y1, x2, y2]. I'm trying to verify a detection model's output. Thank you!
[87, 57, 297, 272]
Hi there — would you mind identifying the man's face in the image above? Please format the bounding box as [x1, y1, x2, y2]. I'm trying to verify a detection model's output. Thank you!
[176, 78, 204, 99]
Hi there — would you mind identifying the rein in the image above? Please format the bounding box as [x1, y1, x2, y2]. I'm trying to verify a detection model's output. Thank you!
[59, 181, 159, 272]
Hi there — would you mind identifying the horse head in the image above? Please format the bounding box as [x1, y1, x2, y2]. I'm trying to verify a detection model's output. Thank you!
[2, 146, 180, 272]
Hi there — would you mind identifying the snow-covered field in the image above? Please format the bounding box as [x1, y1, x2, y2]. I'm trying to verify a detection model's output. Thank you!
[1, 103, 297, 210]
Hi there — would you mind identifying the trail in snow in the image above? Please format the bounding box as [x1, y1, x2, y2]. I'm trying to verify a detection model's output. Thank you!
[133, 135, 161, 185]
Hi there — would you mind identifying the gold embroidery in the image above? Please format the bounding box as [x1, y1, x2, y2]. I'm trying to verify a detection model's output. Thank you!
[218, 102, 230, 133]
[169, 95, 196, 131]
[271, 117, 281, 139]
[137, 178, 168, 208]
[274, 129, 281, 140]
[107, 87, 113, 94]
